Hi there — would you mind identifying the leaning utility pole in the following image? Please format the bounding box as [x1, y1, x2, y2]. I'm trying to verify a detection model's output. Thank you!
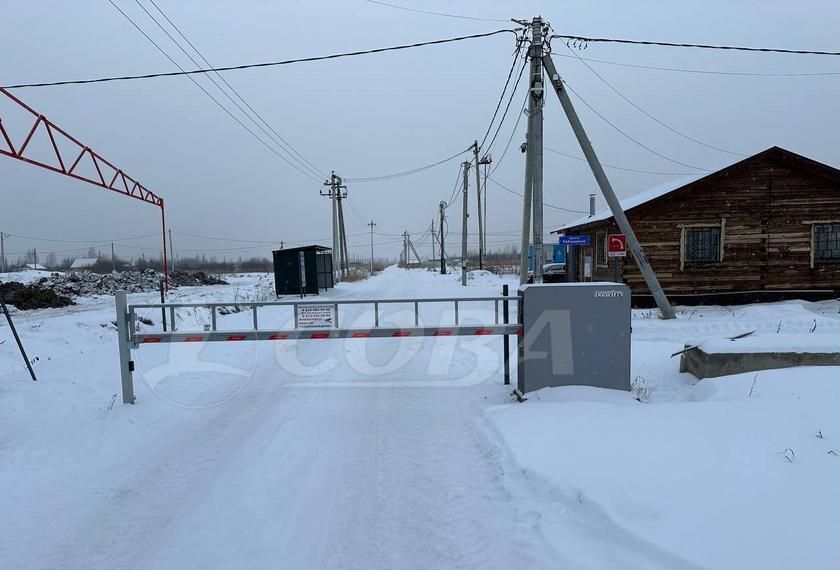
[439, 201, 447, 274]
[368, 220, 376, 274]
[461, 160, 470, 286]
[1, 232, 6, 273]
[532, 25, 676, 318]
[472, 141, 484, 270]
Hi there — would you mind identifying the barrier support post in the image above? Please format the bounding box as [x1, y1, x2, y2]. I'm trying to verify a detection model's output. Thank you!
[115, 290, 136, 404]
[502, 284, 510, 386]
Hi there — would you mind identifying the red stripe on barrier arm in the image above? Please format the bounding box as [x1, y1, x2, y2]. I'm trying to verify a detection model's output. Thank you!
[392, 331, 412, 337]
[227, 335, 247, 341]
[309, 332, 331, 339]
[184, 336, 204, 342]
[141, 337, 162, 343]
[351, 332, 371, 338]
[269, 333, 289, 340]
[433, 330, 452, 336]
[473, 329, 494, 335]
[516, 328, 524, 335]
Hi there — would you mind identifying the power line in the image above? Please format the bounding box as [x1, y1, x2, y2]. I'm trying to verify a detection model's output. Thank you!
[345, 147, 470, 182]
[446, 161, 465, 206]
[4, 28, 517, 89]
[6, 232, 159, 243]
[549, 52, 840, 77]
[488, 90, 528, 176]
[486, 177, 589, 214]
[482, 56, 529, 157]
[544, 146, 696, 176]
[362, 0, 508, 23]
[561, 42, 745, 156]
[561, 79, 713, 171]
[551, 34, 840, 56]
[144, 0, 325, 179]
[104, 0, 323, 182]
[478, 43, 525, 152]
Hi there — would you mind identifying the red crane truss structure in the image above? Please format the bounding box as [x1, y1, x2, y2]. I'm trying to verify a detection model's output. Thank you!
[0, 86, 169, 287]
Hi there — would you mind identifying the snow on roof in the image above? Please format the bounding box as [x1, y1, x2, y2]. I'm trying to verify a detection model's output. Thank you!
[553, 173, 705, 232]
[70, 257, 98, 269]
[551, 151, 759, 233]
[24, 263, 47, 270]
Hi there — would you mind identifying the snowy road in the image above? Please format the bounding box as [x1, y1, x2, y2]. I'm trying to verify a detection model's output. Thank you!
[4, 268, 838, 569]
[3, 268, 560, 569]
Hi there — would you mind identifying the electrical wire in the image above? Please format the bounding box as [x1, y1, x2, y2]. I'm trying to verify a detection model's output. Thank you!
[544, 146, 696, 176]
[482, 56, 529, 157]
[486, 177, 589, 214]
[362, 0, 508, 23]
[478, 43, 525, 152]
[6, 232, 159, 243]
[446, 162, 464, 206]
[345, 147, 470, 183]
[144, 0, 325, 179]
[560, 79, 712, 171]
[488, 90, 528, 176]
[4, 28, 518, 89]
[549, 52, 840, 77]
[561, 42, 745, 156]
[551, 34, 840, 56]
[104, 0, 323, 182]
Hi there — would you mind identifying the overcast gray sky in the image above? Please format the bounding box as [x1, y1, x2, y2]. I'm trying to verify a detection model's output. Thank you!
[2, 0, 838, 264]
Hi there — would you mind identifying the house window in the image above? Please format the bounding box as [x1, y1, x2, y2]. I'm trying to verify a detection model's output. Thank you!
[595, 232, 607, 266]
[685, 227, 721, 263]
[815, 223, 840, 261]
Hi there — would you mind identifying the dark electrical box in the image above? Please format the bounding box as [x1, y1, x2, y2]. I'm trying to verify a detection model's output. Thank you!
[272, 245, 334, 296]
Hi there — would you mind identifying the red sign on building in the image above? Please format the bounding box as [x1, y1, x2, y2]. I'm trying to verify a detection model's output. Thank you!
[608, 234, 627, 257]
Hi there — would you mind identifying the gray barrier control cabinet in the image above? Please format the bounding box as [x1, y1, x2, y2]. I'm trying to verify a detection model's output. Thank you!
[517, 282, 631, 393]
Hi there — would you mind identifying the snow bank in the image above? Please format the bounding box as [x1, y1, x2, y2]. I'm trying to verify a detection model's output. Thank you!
[488, 368, 840, 569]
[694, 332, 840, 354]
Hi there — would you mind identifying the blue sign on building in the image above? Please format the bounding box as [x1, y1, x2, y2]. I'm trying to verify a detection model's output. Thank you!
[558, 235, 590, 246]
[529, 244, 566, 271]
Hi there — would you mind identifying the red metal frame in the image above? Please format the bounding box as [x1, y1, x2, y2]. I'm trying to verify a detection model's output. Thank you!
[0, 87, 169, 288]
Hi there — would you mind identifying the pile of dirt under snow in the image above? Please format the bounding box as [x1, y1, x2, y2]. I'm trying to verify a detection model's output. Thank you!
[169, 270, 228, 287]
[1, 269, 229, 310]
[0, 281, 74, 310]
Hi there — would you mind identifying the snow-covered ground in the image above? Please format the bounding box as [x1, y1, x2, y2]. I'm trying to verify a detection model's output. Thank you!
[1, 267, 838, 569]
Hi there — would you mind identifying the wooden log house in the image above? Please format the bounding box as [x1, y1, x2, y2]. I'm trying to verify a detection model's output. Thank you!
[552, 147, 840, 305]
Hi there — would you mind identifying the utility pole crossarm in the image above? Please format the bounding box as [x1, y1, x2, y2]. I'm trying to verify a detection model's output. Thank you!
[541, 52, 676, 319]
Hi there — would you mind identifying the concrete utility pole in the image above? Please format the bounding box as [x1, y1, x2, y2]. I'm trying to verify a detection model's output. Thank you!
[431, 220, 436, 262]
[323, 172, 343, 282]
[439, 201, 447, 274]
[472, 141, 484, 270]
[519, 102, 536, 284]
[111, 242, 116, 272]
[529, 17, 546, 284]
[541, 51, 676, 319]
[368, 220, 376, 274]
[461, 160, 470, 286]
[1, 232, 6, 273]
[479, 154, 492, 259]
[402, 231, 408, 268]
[336, 187, 349, 277]
[168, 229, 175, 274]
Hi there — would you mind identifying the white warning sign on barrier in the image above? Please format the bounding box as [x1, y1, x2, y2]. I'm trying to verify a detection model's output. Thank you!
[298, 304, 336, 329]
